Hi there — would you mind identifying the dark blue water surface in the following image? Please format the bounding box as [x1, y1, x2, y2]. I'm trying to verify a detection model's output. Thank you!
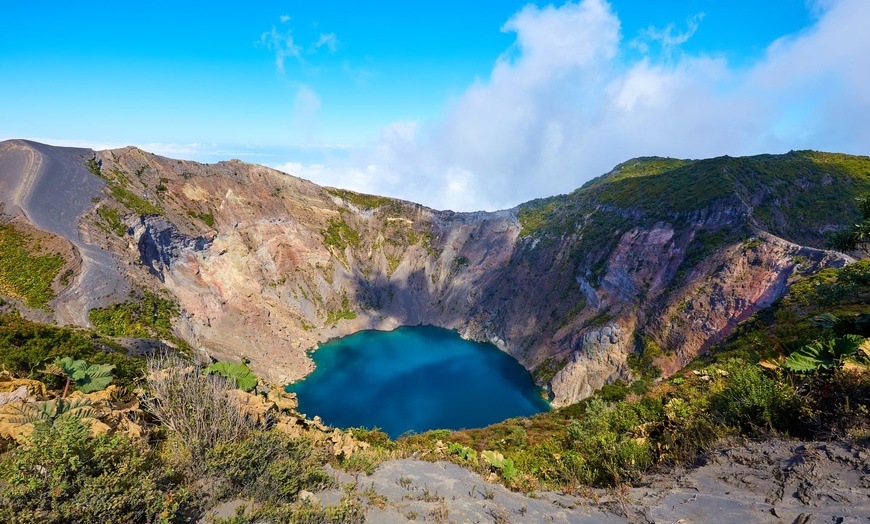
[286, 326, 550, 438]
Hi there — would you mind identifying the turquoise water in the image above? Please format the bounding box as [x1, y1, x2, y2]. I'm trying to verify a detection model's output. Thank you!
[286, 326, 550, 438]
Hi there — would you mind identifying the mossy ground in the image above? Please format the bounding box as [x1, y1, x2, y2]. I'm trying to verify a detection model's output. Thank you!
[0, 224, 68, 310]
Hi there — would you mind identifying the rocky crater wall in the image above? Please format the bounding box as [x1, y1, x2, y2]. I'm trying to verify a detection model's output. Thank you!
[0, 141, 858, 407]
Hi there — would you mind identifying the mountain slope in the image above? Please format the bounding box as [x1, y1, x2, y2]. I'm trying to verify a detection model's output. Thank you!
[0, 141, 866, 406]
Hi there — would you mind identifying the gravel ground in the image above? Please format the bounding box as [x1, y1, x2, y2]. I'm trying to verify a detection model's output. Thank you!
[302, 438, 870, 523]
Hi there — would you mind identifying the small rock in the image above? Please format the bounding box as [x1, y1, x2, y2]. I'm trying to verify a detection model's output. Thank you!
[298, 490, 320, 504]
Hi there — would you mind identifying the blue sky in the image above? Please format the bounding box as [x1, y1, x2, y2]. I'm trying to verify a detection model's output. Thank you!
[1, 1, 867, 210]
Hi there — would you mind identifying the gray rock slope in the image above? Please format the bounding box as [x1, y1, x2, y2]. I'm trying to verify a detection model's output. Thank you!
[323, 439, 870, 523]
[0, 139, 129, 325]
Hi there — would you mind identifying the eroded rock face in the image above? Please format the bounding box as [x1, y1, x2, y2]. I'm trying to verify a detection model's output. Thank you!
[0, 140, 854, 406]
[549, 323, 632, 407]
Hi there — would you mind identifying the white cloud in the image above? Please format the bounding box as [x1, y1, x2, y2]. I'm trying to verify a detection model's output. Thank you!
[258, 19, 339, 74]
[633, 14, 704, 57]
[258, 25, 302, 74]
[290, 85, 322, 142]
[285, 0, 870, 212]
[314, 33, 338, 53]
[342, 61, 374, 86]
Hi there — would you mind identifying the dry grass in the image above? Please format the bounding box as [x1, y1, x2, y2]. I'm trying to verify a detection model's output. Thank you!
[143, 352, 258, 474]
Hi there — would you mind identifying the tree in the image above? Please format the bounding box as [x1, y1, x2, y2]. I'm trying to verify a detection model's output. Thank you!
[829, 195, 870, 252]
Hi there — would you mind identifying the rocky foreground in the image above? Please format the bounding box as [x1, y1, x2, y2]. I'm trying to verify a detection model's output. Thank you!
[204, 438, 870, 523]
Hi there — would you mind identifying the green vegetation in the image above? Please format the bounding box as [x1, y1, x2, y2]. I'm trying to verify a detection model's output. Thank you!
[3, 151, 870, 520]
[0, 418, 190, 523]
[1, 257, 868, 521]
[0, 312, 143, 389]
[88, 291, 178, 340]
[420, 231, 438, 257]
[85, 158, 165, 217]
[782, 335, 868, 373]
[517, 198, 567, 238]
[204, 360, 259, 391]
[11, 397, 98, 429]
[59, 268, 74, 286]
[829, 194, 870, 252]
[96, 206, 127, 236]
[581, 157, 694, 189]
[389, 258, 870, 492]
[0, 224, 66, 309]
[675, 226, 744, 281]
[532, 356, 568, 384]
[327, 188, 394, 210]
[109, 185, 163, 216]
[321, 217, 361, 252]
[0, 343, 368, 522]
[205, 430, 333, 504]
[589, 157, 735, 215]
[85, 157, 102, 177]
[481, 450, 518, 480]
[41, 356, 115, 396]
[385, 253, 402, 276]
[519, 151, 870, 250]
[187, 209, 215, 227]
[325, 297, 357, 325]
[627, 335, 664, 381]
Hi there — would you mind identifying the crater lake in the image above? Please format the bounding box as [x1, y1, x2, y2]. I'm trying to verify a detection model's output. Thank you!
[286, 326, 551, 438]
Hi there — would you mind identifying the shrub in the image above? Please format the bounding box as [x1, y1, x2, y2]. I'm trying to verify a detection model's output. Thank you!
[143, 352, 258, 475]
[800, 368, 870, 438]
[711, 360, 799, 434]
[336, 446, 391, 475]
[88, 291, 178, 340]
[565, 398, 655, 486]
[206, 430, 332, 503]
[0, 313, 143, 389]
[0, 418, 188, 523]
[252, 496, 365, 524]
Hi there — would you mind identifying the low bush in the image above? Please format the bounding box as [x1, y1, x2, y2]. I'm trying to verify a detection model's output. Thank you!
[711, 360, 801, 434]
[800, 368, 870, 439]
[206, 430, 332, 503]
[0, 418, 189, 523]
[238, 496, 365, 524]
[0, 312, 143, 389]
[144, 352, 258, 475]
[0, 224, 66, 309]
[88, 291, 178, 340]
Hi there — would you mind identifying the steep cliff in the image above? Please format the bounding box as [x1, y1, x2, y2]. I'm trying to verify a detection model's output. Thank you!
[0, 140, 866, 406]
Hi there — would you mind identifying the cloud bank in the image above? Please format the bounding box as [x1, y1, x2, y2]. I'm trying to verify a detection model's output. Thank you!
[277, 0, 869, 212]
